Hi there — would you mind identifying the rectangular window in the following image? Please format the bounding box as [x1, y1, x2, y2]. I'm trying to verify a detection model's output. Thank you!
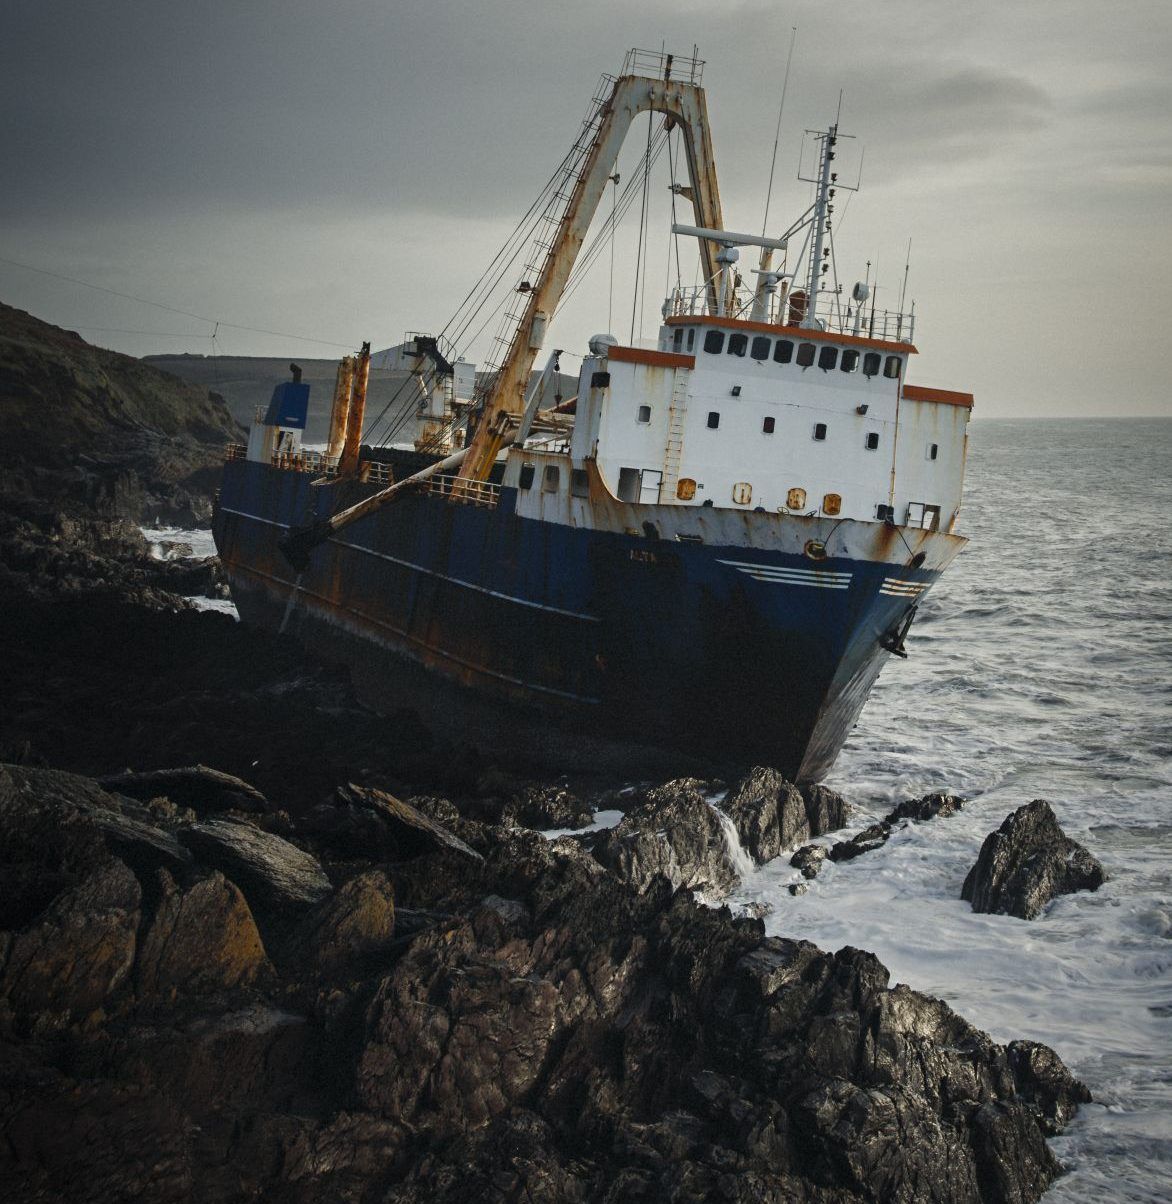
[863, 352, 881, 377]
[542, 464, 560, 493]
[570, 468, 589, 497]
[703, 330, 725, 354]
[727, 332, 748, 357]
[840, 349, 859, 372]
[636, 404, 651, 423]
[865, 431, 880, 450]
[813, 422, 827, 441]
[818, 346, 838, 370]
[928, 443, 939, 460]
[884, 355, 902, 379]
[750, 335, 771, 361]
[518, 463, 535, 490]
[797, 342, 816, 367]
[672, 328, 683, 351]
[773, 339, 794, 363]
[686, 327, 695, 352]
[617, 467, 640, 502]
[762, 416, 775, 434]
[707, 412, 720, 429]
[876, 503, 895, 522]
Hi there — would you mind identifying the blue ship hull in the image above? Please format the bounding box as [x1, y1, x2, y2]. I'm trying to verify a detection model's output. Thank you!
[213, 458, 958, 781]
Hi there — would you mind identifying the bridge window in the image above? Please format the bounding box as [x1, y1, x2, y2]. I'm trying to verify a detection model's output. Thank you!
[773, 339, 794, 364]
[727, 332, 748, 357]
[751, 336, 771, 360]
[818, 346, 838, 370]
[865, 432, 880, 450]
[518, 463, 535, 490]
[704, 330, 725, 354]
[813, 423, 827, 441]
[762, 416, 775, 434]
[542, 464, 560, 493]
[884, 355, 902, 379]
[841, 349, 859, 373]
[636, 404, 651, 423]
[797, 342, 816, 368]
[707, 411, 720, 429]
[863, 352, 881, 377]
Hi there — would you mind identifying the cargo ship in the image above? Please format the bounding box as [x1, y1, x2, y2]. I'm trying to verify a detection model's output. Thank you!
[212, 49, 972, 782]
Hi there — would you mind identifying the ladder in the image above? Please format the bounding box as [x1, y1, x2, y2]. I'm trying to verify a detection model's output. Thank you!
[659, 368, 691, 502]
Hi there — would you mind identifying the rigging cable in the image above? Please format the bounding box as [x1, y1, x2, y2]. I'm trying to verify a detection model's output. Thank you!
[761, 26, 799, 238]
[630, 109, 655, 344]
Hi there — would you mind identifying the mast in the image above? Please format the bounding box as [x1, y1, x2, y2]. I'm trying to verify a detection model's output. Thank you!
[802, 125, 836, 328]
[461, 51, 724, 483]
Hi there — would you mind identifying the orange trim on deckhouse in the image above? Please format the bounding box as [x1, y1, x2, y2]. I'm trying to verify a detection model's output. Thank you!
[902, 384, 974, 410]
[664, 313, 917, 355]
[607, 345, 696, 369]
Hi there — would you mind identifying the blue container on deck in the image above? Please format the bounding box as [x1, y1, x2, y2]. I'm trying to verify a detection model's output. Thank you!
[264, 381, 309, 429]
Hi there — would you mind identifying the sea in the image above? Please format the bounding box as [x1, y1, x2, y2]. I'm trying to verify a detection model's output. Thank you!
[170, 418, 1171, 1199]
[729, 417, 1172, 1202]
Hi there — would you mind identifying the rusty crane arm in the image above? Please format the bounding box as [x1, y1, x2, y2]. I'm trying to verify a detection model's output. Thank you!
[461, 64, 725, 483]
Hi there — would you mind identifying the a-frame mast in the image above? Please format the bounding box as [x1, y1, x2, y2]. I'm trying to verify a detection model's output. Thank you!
[461, 51, 724, 483]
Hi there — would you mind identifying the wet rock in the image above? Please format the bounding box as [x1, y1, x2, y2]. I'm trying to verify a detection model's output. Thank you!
[790, 843, 829, 879]
[179, 818, 332, 913]
[99, 764, 272, 815]
[962, 800, 1106, 920]
[888, 792, 965, 823]
[501, 782, 593, 830]
[1008, 1040, 1093, 1135]
[0, 857, 140, 1029]
[829, 822, 890, 862]
[136, 869, 270, 996]
[723, 769, 851, 865]
[294, 870, 396, 977]
[591, 777, 738, 896]
[788, 882, 808, 896]
[800, 782, 852, 835]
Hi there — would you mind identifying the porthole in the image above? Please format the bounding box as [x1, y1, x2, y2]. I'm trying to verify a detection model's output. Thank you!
[786, 487, 807, 510]
[822, 493, 841, 516]
[676, 478, 697, 501]
[732, 482, 753, 505]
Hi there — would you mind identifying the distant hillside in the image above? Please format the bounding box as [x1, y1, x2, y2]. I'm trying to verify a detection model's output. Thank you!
[0, 303, 243, 522]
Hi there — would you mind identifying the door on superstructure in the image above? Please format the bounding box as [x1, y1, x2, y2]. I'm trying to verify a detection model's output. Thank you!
[640, 469, 663, 505]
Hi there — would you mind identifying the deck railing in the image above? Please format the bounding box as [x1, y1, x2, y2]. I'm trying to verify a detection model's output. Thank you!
[425, 474, 501, 507]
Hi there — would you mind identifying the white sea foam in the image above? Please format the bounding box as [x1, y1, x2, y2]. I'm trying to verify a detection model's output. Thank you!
[141, 524, 217, 560]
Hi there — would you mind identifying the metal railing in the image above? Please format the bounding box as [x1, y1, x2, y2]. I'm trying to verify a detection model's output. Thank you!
[426, 474, 501, 507]
[622, 47, 703, 85]
[664, 285, 916, 344]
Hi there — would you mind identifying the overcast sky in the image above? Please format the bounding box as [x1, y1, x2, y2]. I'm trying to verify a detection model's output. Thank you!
[2, 0, 1169, 417]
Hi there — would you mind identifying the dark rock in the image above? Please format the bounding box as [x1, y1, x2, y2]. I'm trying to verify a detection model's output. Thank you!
[591, 777, 738, 896]
[962, 800, 1106, 920]
[723, 769, 851, 865]
[788, 882, 808, 896]
[501, 782, 593, 830]
[314, 784, 482, 862]
[888, 792, 965, 823]
[136, 869, 270, 996]
[790, 843, 829, 879]
[0, 857, 140, 1030]
[293, 869, 396, 977]
[829, 822, 890, 862]
[1008, 1040, 1093, 1136]
[99, 764, 272, 815]
[179, 818, 332, 913]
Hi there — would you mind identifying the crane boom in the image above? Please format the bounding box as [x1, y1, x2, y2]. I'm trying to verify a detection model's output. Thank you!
[461, 64, 724, 482]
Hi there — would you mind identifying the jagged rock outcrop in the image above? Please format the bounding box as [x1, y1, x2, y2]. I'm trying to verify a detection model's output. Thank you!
[501, 782, 593, 830]
[723, 768, 850, 864]
[0, 763, 1089, 1203]
[830, 792, 967, 863]
[962, 800, 1106, 920]
[591, 777, 738, 896]
[179, 818, 332, 913]
[791, 843, 829, 879]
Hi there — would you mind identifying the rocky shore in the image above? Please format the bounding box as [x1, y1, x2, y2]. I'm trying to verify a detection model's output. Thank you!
[0, 305, 1094, 1201]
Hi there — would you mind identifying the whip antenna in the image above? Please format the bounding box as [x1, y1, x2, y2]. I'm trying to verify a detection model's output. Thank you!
[761, 26, 798, 237]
